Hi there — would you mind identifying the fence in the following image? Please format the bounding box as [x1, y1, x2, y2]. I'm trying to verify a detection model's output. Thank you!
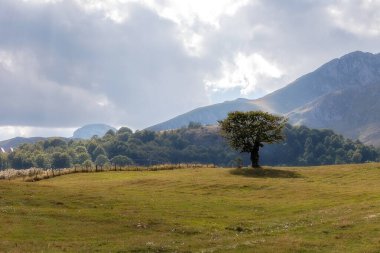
[0, 163, 216, 182]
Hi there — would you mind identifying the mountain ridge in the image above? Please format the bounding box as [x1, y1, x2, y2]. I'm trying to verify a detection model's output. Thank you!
[147, 51, 380, 146]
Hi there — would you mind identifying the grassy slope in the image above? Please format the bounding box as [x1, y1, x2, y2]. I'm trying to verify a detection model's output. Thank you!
[1, 164, 380, 252]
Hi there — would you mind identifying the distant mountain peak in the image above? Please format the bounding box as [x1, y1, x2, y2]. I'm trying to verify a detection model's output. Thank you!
[340, 50, 374, 59]
[72, 124, 117, 139]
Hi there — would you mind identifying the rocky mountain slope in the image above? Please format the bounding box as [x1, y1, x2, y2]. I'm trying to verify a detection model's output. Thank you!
[148, 51, 380, 146]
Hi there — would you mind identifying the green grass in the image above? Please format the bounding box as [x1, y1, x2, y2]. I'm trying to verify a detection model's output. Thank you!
[1, 163, 380, 252]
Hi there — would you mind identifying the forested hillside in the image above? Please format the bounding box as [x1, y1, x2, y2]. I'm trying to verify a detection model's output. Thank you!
[1, 123, 378, 170]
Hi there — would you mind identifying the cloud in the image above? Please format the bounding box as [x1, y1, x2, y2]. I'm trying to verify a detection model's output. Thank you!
[63, 0, 252, 56]
[327, 0, 380, 37]
[145, 0, 251, 28]
[1, 0, 380, 139]
[139, 0, 252, 56]
[0, 47, 119, 127]
[0, 126, 75, 140]
[205, 52, 283, 96]
[0, 0, 209, 130]
[200, 0, 380, 101]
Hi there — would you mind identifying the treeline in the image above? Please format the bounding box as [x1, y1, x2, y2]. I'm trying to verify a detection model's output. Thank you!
[260, 125, 379, 166]
[0, 124, 379, 170]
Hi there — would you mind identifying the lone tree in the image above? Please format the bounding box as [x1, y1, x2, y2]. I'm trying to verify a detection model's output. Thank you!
[219, 111, 287, 168]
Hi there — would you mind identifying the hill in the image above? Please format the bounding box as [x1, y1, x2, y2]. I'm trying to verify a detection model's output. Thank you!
[1, 164, 380, 252]
[72, 124, 117, 139]
[148, 51, 380, 146]
[0, 124, 117, 150]
[6, 125, 378, 170]
[0, 137, 45, 151]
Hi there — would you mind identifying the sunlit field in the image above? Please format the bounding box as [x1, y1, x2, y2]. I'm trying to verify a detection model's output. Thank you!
[1, 163, 380, 252]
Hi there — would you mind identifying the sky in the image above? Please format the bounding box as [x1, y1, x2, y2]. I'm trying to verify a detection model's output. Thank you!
[0, 0, 380, 140]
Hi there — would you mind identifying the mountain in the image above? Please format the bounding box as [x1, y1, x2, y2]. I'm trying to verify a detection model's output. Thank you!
[288, 84, 380, 145]
[72, 124, 117, 139]
[148, 51, 380, 146]
[147, 98, 261, 131]
[0, 124, 117, 151]
[283, 51, 380, 145]
[0, 137, 45, 151]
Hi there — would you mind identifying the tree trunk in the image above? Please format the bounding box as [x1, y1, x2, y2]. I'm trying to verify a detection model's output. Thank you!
[250, 143, 261, 168]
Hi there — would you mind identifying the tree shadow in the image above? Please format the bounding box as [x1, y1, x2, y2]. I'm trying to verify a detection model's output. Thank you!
[230, 167, 302, 178]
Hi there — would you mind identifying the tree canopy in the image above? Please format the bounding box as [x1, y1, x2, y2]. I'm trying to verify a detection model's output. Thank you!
[219, 111, 287, 168]
[1, 122, 379, 170]
[111, 155, 132, 169]
[95, 155, 108, 171]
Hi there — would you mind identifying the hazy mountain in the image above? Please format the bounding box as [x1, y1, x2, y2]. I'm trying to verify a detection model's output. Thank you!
[148, 51, 380, 146]
[72, 124, 117, 139]
[147, 98, 262, 131]
[286, 51, 380, 145]
[0, 124, 117, 151]
[288, 84, 380, 146]
[259, 51, 380, 114]
[0, 137, 45, 151]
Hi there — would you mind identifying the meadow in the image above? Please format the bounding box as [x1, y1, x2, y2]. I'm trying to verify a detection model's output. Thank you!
[1, 163, 380, 252]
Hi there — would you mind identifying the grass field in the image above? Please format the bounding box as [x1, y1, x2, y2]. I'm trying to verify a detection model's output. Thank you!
[1, 164, 380, 252]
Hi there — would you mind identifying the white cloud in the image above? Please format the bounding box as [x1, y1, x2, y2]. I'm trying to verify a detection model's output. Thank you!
[0, 50, 15, 72]
[179, 31, 204, 57]
[143, 0, 252, 28]
[0, 126, 75, 140]
[22, 0, 63, 3]
[21, 0, 252, 57]
[141, 0, 253, 56]
[205, 52, 283, 95]
[327, 0, 380, 37]
[70, 0, 252, 32]
[73, 0, 132, 23]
